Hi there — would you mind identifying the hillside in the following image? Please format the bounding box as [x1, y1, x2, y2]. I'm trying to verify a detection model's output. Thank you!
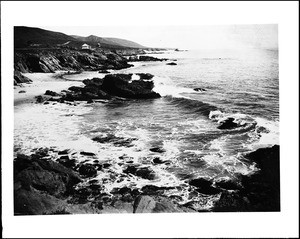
[14, 26, 146, 49]
[14, 26, 76, 48]
[72, 35, 146, 48]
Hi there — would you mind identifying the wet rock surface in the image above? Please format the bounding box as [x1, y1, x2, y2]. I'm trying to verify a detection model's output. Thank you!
[217, 117, 239, 129]
[189, 178, 221, 195]
[213, 145, 280, 212]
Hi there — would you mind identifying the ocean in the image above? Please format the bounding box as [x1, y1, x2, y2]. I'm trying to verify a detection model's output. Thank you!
[14, 48, 279, 210]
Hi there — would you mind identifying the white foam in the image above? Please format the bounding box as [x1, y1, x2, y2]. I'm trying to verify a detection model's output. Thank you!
[152, 76, 195, 98]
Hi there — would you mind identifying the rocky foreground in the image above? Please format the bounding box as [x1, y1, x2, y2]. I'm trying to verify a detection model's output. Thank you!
[14, 145, 280, 215]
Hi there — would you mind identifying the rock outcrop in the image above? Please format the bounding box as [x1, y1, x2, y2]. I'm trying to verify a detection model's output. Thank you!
[14, 49, 133, 74]
[213, 145, 280, 212]
[128, 55, 168, 62]
[14, 70, 32, 85]
[39, 73, 161, 103]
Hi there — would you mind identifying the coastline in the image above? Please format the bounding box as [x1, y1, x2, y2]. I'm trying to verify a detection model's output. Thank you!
[13, 49, 280, 214]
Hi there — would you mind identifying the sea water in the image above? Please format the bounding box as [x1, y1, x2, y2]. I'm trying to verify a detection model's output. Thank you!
[14, 48, 279, 210]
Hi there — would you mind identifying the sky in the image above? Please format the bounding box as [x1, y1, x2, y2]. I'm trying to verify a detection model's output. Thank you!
[43, 24, 278, 50]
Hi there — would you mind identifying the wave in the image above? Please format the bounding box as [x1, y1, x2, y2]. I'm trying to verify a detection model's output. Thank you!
[152, 76, 197, 98]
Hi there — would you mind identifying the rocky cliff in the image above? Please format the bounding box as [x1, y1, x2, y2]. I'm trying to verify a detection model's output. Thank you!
[14, 48, 133, 73]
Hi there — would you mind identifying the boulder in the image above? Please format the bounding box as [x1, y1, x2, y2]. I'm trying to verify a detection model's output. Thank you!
[136, 73, 154, 80]
[123, 166, 156, 180]
[136, 167, 156, 180]
[14, 152, 82, 215]
[78, 164, 97, 177]
[153, 157, 164, 164]
[133, 196, 156, 213]
[45, 90, 59, 96]
[189, 178, 221, 195]
[217, 117, 238, 130]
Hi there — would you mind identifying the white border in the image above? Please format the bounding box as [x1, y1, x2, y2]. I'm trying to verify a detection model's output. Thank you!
[1, 1, 299, 238]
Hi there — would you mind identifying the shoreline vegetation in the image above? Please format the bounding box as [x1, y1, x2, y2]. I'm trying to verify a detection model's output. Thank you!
[13, 27, 280, 215]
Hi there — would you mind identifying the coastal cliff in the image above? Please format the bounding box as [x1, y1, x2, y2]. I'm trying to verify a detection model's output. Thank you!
[14, 48, 134, 74]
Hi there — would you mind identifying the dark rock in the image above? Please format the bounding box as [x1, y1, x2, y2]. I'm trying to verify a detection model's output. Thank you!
[189, 178, 221, 195]
[136, 73, 154, 80]
[43, 101, 50, 105]
[102, 163, 111, 169]
[14, 70, 32, 85]
[123, 165, 137, 175]
[153, 157, 164, 164]
[45, 90, 59, 96]
[138, 55, 167, 62]
[150, 147, 166, 153]
[68, 86, 83, 92]
[194, 87, 206, 92]
[166, 62, 177, 65]
[215, 180, 241, 190]
[100, 74, 161, 99]
[14, 152, 82, 202]
[136, 167, 156, 180]
[35, 95, 47, 103]
[140, 185, 173, 195]
[58, 149, 70, 155]
[80, 151, 96, 157]
[92, 134, 137, 147]
[57, 156, 76, 169]
[19, 90, 26, 93]
[78, 164, 97, 177]
[217, 117, 238, 130]
[213, 145, 280, 212]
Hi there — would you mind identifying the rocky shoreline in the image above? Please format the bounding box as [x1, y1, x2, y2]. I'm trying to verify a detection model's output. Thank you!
[13, 48, 280, 215]
[14, 145, 280, 215]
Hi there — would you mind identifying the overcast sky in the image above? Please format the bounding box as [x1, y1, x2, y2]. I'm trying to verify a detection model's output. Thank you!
[43, 24, 278, 50]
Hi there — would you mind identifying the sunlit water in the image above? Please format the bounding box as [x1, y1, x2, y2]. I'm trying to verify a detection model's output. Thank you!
[14, 49, 279, 210]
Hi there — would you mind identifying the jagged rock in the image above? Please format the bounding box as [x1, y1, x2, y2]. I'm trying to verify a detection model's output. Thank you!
[14, 70, 32, 85]
[14, 152, 82, 215]
[213, 145, 280, 212]
[217, 117, 238, 130]
[189, 178, 221, 195]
